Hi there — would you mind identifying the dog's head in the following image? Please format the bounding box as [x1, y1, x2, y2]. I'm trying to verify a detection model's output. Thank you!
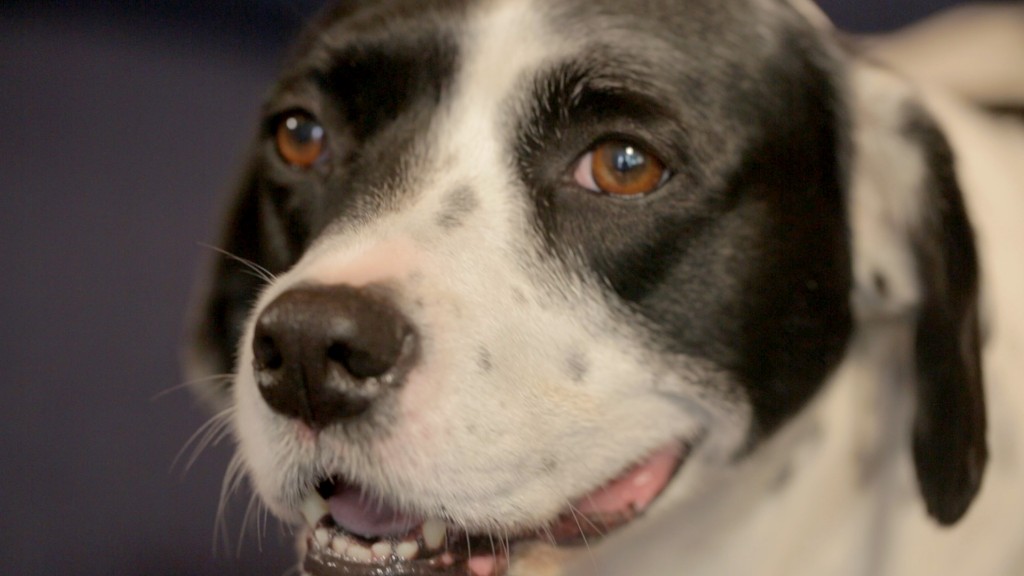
[187, 1, 986, 574]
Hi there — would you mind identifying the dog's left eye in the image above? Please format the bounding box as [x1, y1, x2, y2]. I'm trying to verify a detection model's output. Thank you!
[275, 112, 327, 169]
[573, 140, 669, 197]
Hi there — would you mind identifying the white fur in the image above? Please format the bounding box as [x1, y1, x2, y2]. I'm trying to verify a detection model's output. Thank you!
[232, 0, 746, 545]
[222, 3, 1024, 575]
[846, 63, 930, 320]
[577, 13, 1024, 576]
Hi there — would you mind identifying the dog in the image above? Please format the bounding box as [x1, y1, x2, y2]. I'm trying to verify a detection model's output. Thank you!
[186, 1, 1024, 575]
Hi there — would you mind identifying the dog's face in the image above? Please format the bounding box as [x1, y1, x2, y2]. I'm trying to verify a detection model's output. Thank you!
[188, 1, 987, 574]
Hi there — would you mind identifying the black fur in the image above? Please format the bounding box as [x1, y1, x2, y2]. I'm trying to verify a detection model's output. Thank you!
[191, 0, 986, 531]
[514, 14, 853, 438]
[903, 108, 987, 525]
[192, 1, 464, 398]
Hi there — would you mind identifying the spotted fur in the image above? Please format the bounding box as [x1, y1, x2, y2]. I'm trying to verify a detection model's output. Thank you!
[188, 2, 1024, 575]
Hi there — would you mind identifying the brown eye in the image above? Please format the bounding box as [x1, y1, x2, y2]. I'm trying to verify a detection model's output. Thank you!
[574, 140, 668, 197]
[275, 113, 326, 169]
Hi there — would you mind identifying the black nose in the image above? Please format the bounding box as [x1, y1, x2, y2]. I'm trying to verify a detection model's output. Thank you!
[252, 285, 416, 429]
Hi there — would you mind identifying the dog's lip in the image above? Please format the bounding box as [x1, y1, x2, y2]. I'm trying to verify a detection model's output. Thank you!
[546, 442, 685, 543]
[299, 441, 690, 576]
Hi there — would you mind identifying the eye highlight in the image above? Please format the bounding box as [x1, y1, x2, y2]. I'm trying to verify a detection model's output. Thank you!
[275, 112, 326, 169]
[574, 140, 669, 197]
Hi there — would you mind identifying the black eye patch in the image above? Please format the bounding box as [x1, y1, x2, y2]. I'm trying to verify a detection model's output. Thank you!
[317, 37, 458, 142]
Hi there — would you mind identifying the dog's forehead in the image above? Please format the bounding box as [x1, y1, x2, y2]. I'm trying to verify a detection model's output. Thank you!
[310, 0, 786, 31]
[275, 0, 814, 203]
[280, 0, 816, 170]
[299, 0, 800, 77]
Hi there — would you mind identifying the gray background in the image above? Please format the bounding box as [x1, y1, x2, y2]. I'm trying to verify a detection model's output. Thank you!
[0, 1, 985, 574]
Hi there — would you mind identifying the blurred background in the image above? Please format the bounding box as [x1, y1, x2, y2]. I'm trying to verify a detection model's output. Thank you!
[0, 1, 991, 574]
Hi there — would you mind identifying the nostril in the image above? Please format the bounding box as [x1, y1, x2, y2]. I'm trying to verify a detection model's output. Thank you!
[327, 342, 394, 380]
[254, 334, 284, 371]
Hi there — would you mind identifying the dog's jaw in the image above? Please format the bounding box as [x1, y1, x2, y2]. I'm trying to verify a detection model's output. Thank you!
[297, 442, 688, 576]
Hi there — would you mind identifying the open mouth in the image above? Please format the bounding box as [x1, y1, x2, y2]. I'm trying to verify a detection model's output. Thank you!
[299, 443, 686, 576]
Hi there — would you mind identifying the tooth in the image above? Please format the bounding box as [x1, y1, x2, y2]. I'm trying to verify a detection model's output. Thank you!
[301, 494, 330, 527]
[347, 543, 373, 562]
[422, 519, 447, 550]
[314, 528, 331, 549]
[396, 541, 419, 560]
[372, 541, 393, 559]
[330, 535, 350, 556]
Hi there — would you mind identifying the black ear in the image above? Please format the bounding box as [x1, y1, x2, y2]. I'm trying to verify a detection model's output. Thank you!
[847, 64, 987, 526]
[185, 151, 300, 410]
[904, 111, 987, 525]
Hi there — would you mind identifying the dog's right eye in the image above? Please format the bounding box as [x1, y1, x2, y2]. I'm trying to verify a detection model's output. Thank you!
[275, 112, 326, 169]
[573, 139, 669, 197]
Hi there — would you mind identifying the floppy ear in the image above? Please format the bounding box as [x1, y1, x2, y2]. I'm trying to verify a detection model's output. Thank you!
[903, 109, 987, 526]
[185, 150, 301, 410]
[846, 63, 987, 525]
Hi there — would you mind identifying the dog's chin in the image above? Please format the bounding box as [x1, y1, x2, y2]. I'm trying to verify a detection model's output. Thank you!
[297, 442, 689, 576]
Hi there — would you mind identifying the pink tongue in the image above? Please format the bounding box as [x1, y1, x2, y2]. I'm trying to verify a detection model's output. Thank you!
[328, 488, 422, 539]
[574, 445, 681, 516]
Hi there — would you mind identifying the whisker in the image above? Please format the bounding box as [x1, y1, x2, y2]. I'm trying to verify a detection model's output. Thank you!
[259, 499, 271, 551]
[567, 505, 598, 573]
[214, 451, 248, 555]
[237, 490, 262, 558]
[172, 406, 235, 475]
[151, 373, 235, 402]
[251, 494, 269, 554]
[539, 523, 558, 547]
[581, 494, 613, 535]
[240, 268, 276, 285]
[572, 503, 607, 538]
[199, 242, 277, 285]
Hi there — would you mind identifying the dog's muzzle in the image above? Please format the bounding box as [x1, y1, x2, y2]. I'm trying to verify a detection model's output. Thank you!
[248, 284, 690, 576]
